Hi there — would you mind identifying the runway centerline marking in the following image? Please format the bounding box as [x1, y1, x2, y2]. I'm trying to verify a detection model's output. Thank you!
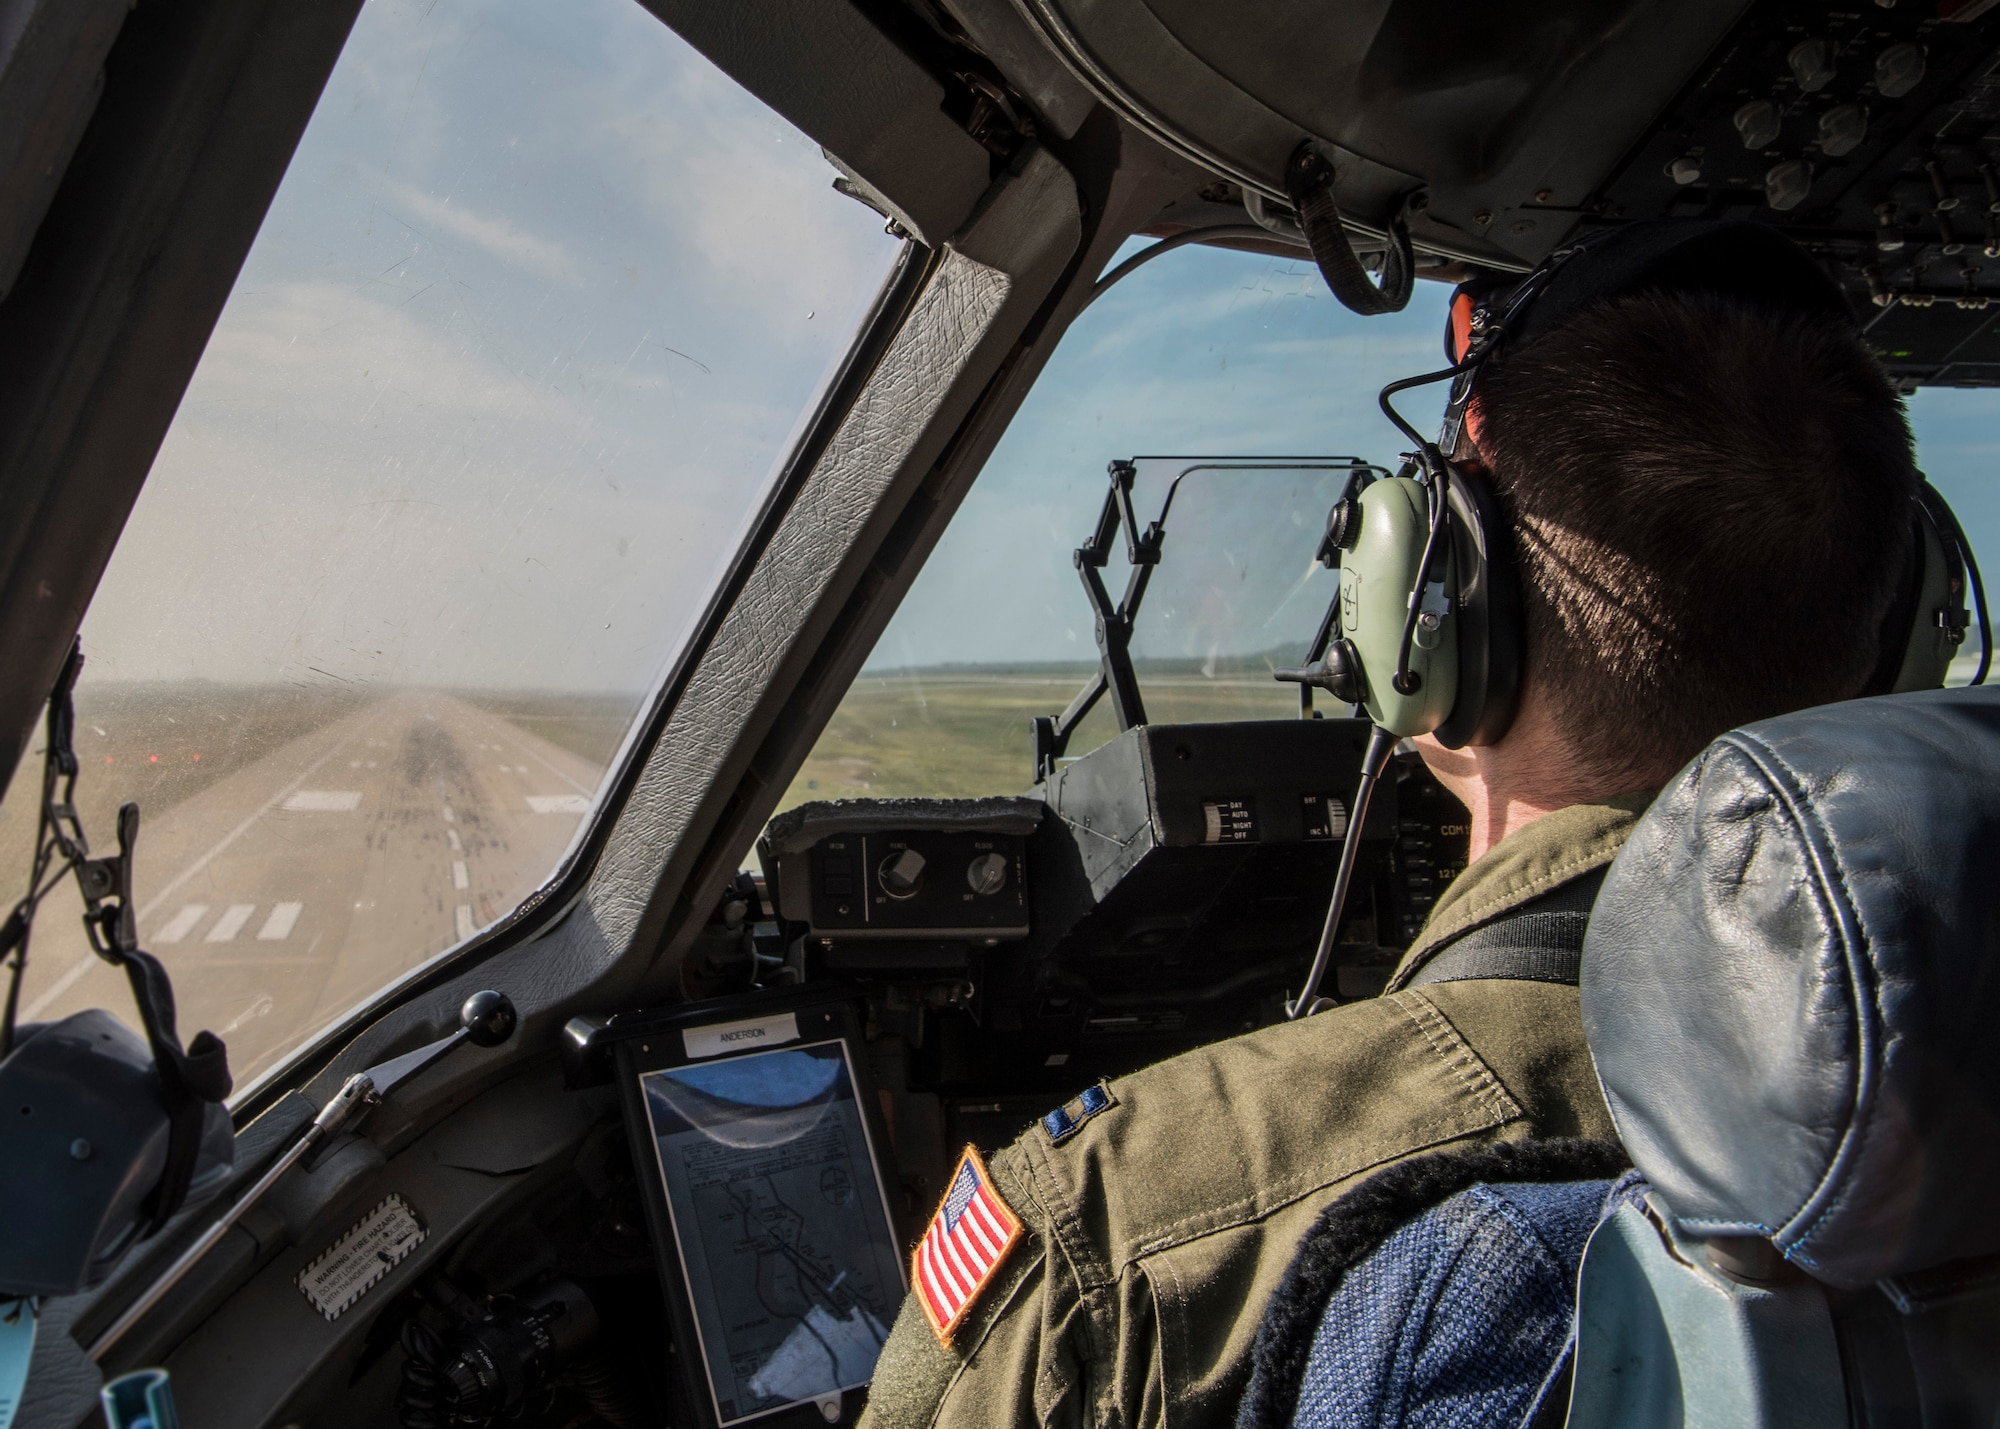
[452, 860, 469, 890]
[258, 903, 303, 941]
[447, 829, 462, 852]
[156, 904, 210, 945]
[442, 806, 456, 824]
[455, 905, 476, 940]
[206, 904, 257, 943]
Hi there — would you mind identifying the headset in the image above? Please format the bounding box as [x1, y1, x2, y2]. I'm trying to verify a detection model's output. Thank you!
[1282, 221, 1991, 1018]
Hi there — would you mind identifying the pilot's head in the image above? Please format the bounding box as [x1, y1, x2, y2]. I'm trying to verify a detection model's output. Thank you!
[1445, 222, 1919, 794]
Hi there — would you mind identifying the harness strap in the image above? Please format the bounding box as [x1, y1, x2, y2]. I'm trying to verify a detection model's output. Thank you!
[1403, 867, 1605, 990]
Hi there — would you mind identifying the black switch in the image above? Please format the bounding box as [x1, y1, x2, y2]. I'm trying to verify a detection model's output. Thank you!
[824, 855, 854, 877]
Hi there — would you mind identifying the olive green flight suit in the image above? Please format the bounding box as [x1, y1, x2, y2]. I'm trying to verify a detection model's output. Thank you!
[860, 795, 1652, 1429]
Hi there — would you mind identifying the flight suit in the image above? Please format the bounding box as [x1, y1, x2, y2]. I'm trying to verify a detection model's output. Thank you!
[860, 794, 1652, 1429]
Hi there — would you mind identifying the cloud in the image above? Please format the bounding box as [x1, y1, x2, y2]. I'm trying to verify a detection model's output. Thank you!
[372, 178, 580, 287]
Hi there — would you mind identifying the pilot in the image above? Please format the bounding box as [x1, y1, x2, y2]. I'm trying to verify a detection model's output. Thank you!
[858, 221, 1921, 1429]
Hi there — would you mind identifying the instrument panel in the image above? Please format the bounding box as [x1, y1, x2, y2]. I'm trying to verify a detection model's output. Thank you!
[755, 718, 1470, 1085]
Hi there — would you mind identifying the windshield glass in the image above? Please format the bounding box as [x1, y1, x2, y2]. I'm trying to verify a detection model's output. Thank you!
[784, 242, 1447, 807]
[1081, 455, 1376, 712]
[786, 243, 2000, 811]
[4, 0, 900, 1088]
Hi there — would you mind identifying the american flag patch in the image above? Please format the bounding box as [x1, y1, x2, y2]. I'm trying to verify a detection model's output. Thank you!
[913, 1145, 1023, 1346]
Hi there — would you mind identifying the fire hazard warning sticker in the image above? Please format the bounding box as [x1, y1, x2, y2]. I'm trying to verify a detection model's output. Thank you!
[296, 1193, 427, 1322]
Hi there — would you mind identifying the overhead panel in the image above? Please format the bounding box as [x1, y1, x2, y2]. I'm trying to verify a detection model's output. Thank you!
[1011, 0, 1749, 268]
[635, 0, 997, 245]
[1585, 0, 2000, 387]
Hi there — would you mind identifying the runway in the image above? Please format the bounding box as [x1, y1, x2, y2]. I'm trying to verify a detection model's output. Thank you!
[13, 690, 604, 1087]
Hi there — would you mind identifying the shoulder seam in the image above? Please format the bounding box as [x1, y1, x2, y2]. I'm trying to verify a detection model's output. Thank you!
[1391, 990, 1524, 1122]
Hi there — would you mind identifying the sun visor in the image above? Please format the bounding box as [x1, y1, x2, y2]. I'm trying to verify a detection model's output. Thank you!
[633, 0, 995, 246]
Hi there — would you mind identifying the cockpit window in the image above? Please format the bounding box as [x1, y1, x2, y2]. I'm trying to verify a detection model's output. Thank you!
[783, 242, 1452, 807]
[786, 246, 2000, 811]
[1909, 387, 2000, 686]
[3, 0, 901, 1090]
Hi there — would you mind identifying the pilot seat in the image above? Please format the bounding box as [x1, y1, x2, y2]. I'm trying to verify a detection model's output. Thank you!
[1239, 685, 2000, 1428]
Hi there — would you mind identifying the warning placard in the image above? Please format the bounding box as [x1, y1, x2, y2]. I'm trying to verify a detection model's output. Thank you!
[296, 1194, 427, 1321]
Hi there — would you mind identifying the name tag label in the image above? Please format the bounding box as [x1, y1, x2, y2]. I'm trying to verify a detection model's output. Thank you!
[681, 1012, 800, 1060]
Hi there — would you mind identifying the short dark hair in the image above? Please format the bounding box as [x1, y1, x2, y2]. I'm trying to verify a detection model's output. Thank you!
[1470, 289, 1920, 783]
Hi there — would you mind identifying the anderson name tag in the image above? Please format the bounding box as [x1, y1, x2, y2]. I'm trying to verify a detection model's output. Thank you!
[297, 1194, 427, 1321]
[681, 1012, 799, 1060]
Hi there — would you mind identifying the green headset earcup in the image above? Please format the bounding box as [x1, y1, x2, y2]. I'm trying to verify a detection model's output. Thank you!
[1884, 487, 1969, 694]
[1433, 469, 1521, 749]
[1338, 476, 1458, 737]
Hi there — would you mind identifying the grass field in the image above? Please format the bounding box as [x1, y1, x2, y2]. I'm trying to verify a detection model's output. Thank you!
[777, 665, 1317, 809]
[454, 689, 639, 767]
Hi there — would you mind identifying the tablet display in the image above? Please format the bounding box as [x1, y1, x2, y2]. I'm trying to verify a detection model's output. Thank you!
[636, 1038, 905, 1425]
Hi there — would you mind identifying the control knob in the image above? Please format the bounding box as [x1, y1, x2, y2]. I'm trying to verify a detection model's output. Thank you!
[878, 847, 925, 899]
[966, 852, 1009, 896]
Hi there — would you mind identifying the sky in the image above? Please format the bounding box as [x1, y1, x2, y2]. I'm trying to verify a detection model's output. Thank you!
[77, 0, 899, 691]
[73, 0, 2000, 693]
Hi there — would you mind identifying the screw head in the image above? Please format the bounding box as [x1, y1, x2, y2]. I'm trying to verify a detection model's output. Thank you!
[70, 1139, 92, 1161]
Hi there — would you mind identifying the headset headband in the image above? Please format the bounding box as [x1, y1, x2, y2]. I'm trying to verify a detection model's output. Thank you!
[1433, 220, 1857, 460]
[1444, 220, 1856, 367]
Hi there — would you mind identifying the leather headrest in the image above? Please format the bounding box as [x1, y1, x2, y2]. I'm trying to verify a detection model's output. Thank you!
[1582, 687, 2000, 1288]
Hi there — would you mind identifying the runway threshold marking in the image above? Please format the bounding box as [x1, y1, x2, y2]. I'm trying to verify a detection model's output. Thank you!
[26, 732, 352, 1018]
[206, 904, 257, 943]
[156, 904, 210, 944]
[525, 795, 591, 814]
[284, 790, 362, 812]
[258, 902, 303, 941]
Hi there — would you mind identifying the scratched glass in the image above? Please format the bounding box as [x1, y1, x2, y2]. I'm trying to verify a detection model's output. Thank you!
[0, 0, 901, 1090]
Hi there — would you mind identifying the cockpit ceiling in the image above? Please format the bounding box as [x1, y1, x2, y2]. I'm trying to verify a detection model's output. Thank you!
[977, 0, 2000, 386]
